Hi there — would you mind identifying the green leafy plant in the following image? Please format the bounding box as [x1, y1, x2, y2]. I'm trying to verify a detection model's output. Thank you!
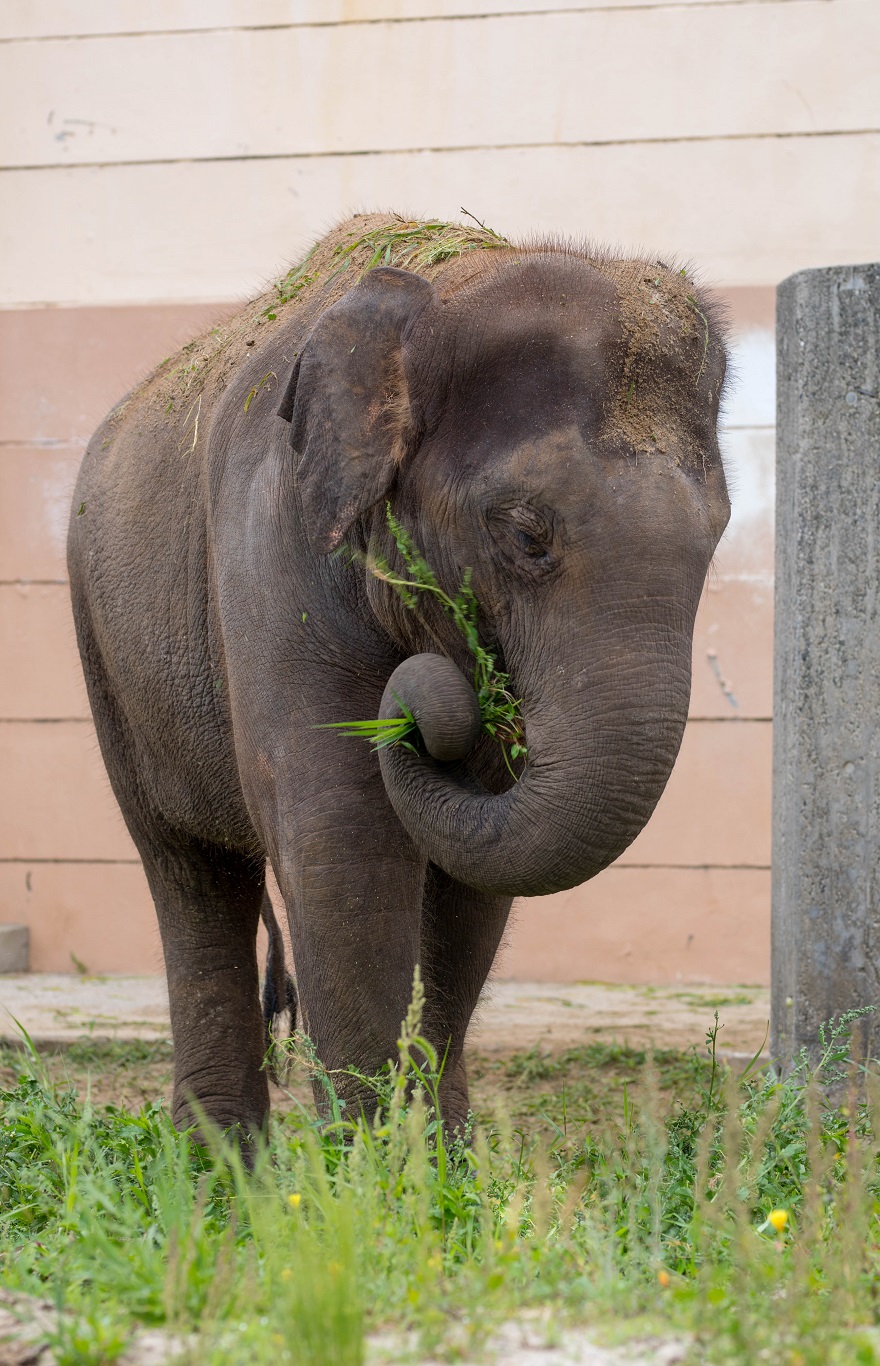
[5, 1000, 880, 1363]
[323, 505, 527, 773]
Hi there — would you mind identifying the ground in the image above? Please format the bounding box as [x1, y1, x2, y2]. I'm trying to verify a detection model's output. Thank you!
[0, 973, 769, 1118]
[4, 974, 876, 1366]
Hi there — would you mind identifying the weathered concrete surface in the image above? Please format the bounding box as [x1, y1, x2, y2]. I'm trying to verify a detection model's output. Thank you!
[0, 974, 171, 1043]
[0, 974, 770, 1059]
[773, 262, 880, 1070]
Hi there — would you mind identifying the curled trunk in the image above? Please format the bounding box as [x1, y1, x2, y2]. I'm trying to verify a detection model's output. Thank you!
[378, 637, 693, 898]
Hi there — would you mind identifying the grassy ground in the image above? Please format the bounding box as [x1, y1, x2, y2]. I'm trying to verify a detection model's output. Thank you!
[0, 1035, 712, 1137]
[1, 992, 879, 1365]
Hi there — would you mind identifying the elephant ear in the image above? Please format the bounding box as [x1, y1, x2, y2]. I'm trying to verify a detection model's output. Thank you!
[277, 266, 437, 554]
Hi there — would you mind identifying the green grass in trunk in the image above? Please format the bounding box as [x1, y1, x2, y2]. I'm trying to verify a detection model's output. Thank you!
[323, 505, 527, 774]
[2, 995, 880, 1364]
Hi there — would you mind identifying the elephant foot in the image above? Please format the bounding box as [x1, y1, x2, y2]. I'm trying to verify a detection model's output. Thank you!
[438, 1059, 472, 1144]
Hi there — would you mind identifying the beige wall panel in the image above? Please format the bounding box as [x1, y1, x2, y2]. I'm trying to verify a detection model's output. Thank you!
[618, 720, 771, 867]
[0, 720, 137, 860]
[0, 585, 87, 719]
[723, 336, 776, 430]
[0, 858, 770, 982]
[690, 578, 773, 720]
[0, 640, 770, 860]
[0, 0, 777, 42]
[723, 290, 776, 334]
[0, 446, 81, 580]
[0, 861, 770, 983]
[0, 304, 228, 442]
[0, 860, 158, 974]
[0, 303, 777, 440]
[4, 133, 878, 307]
[503, 867, 770, 985]
[6, 3, 875, 169]
[0, 718, 768, 866]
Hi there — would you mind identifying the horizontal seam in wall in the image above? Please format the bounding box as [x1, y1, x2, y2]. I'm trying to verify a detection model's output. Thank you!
[0, 438, 84, 449]
[614, 864, 771, 870]
[4, 126, 878, 175]
[0, 715, 773, 724]
[0, 0, 834, 45]
[686, 716, 772, 723]
[0, 718, 772, 725]
[0, 857, 141, 865]
[0, 858, 770, 869]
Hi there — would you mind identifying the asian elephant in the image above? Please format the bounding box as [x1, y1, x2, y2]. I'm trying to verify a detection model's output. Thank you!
[67, 214, 730, 1140]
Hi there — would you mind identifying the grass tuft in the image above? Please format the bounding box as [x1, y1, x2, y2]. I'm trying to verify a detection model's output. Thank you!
[321, 504, 526, 772]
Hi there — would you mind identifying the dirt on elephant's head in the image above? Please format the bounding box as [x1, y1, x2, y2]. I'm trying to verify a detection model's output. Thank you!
[116, 212, 726, 468]
[591, 254, 727, 468]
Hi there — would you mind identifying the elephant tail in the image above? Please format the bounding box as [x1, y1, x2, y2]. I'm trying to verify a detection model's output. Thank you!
[260, 890, 297, 1076]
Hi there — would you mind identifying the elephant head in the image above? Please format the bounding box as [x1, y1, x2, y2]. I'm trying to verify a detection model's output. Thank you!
[279, 253, 730, 897]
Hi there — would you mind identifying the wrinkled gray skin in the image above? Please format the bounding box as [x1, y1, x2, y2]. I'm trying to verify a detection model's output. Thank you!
[68, 250, 730, 1142]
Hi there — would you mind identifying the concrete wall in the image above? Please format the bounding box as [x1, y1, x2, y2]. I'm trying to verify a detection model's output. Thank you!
[1, 0, 876, 980]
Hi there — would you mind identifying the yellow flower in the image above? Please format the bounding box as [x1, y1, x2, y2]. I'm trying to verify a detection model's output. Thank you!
[657, 1269, 671, 1288]
[768, 1209, 789, 1233]
[288, 1192, 302, 1209]
[280, 1268, 292, 1281]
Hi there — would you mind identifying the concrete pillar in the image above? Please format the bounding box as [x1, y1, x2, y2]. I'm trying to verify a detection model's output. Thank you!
[772, 263, 880, 1071]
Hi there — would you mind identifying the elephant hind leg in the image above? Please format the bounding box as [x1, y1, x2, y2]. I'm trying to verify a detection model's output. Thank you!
[69, 599, 269, 1144]
[139, 832, 270, 1143]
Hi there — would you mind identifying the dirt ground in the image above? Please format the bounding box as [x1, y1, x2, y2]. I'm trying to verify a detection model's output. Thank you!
[0, 1286, 690, 1366]
[0, 974, 769, 1055]
[0, 973, 769, 1126]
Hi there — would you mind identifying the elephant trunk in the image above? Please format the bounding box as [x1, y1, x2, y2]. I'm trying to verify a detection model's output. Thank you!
[377, 626, 693, 898]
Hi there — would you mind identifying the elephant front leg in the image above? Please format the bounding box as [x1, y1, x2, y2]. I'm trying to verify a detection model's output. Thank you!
[420, 866, 513, 1135]
[273, 789, 428, 1123]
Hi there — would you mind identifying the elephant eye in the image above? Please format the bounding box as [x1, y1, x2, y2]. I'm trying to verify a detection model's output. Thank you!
[487, 503, 556, 574]
[518, 529, 547, 557]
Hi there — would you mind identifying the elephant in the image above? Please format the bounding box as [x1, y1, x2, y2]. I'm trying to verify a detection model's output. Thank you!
[67, 213, 730, 1141]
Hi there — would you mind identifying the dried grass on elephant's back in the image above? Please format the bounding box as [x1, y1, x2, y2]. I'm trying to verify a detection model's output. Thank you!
[112, 212, 724, 465]
[119, 214, 511, 425]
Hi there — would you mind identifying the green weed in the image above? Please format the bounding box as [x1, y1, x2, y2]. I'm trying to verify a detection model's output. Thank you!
[323, 504, 526, 773]
[263, 246, 319, 319]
